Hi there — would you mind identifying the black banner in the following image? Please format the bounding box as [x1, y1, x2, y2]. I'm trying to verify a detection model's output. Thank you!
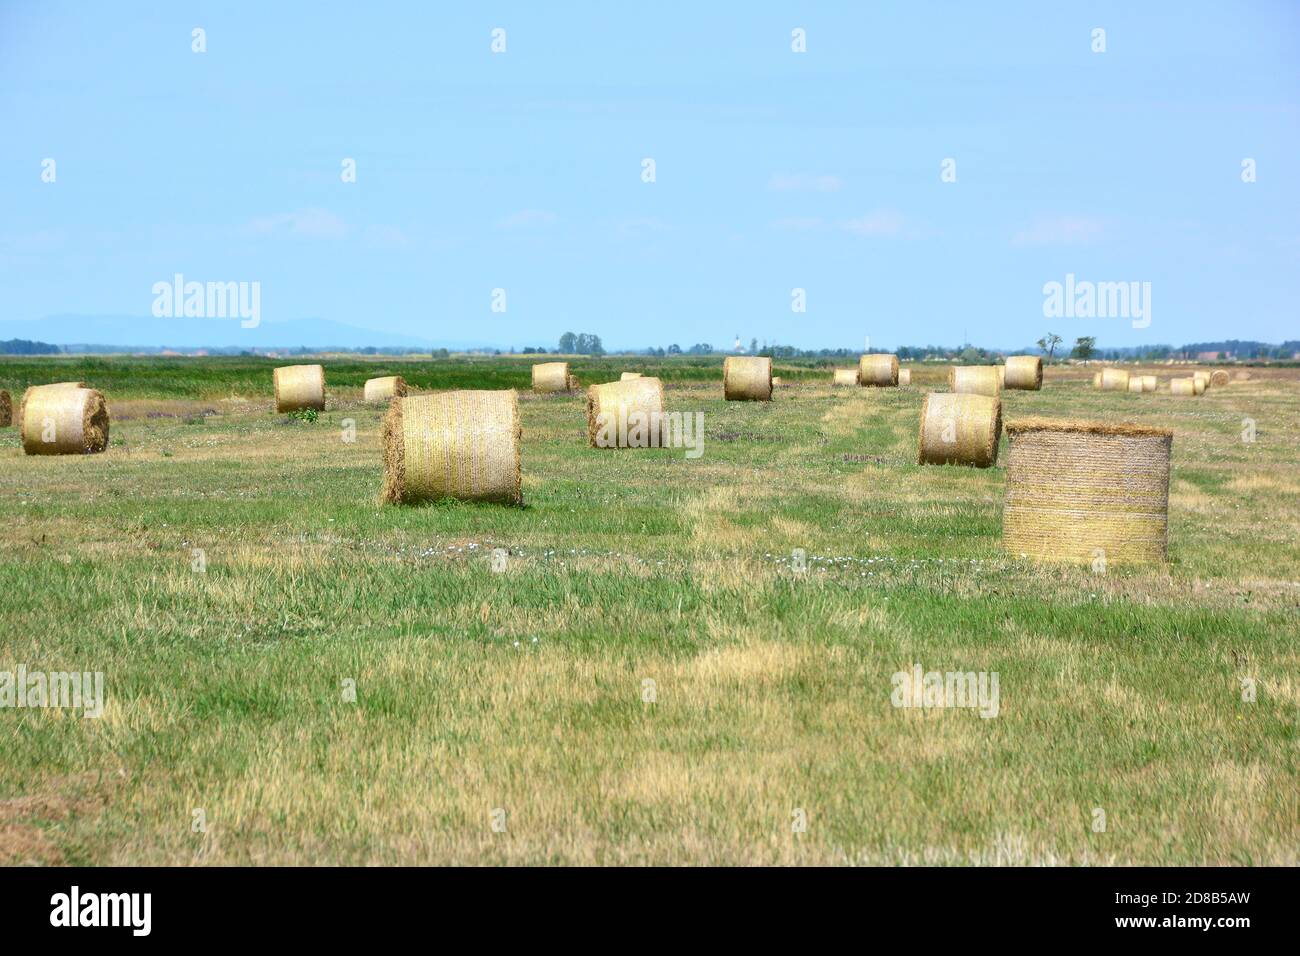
[0, 866, 1286, 943]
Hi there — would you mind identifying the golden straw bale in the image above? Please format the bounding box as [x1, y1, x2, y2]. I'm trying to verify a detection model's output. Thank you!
[917, 393, 1001, 468]
[723, 356, 773, 401]
[20, 386, 110, 455]
[586, 377, 666, 448]
[1003, 418, 1172, 564]
[274, 364, 325, 412]
[1099, 368, 1130, 391]
[858, 354, 899, 387]
[532, 362, 576, 393]
[380, 390, 521, 505]
[898, 369, 912, 386]
[1192, 377, 1206, 395]
[1209, 370, 1229, 387]
[0, 390, 10, 428]
[1170, 378, 1198, 396]
[363, 376, 407, 403]
[1004, 355, 1042, 390]
[949, 366, 1001, 397]
[1141, 375, 1157, 392]
[832, 368, 859, 386]
[1127, 377, 1145, 394]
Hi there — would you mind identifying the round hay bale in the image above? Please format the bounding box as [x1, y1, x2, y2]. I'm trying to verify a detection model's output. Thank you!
[531, 361, 576, 393]
[1004, 355, 1043, 390]
[917, 392, 1001, 468]
[858, 354, 899, 387]
[274, 364, 325, 412]
[1192, 377, 1207, 395]
[1140, 375, 1157, 393]
[586, 377, 666, 448]
[1193, 370, 1210, 387]
[1209, 369, 1229, 387]
[832, 368, 859, 386]
[0, 390, 11, 428]
[949, 366, 1000, 397]
[363, 375, 407, 403]
[15, 383, 89, 429]
[1099, 368, 1130, 391]
[723, 356, 773, 401]
[1170, 377, 1197, 396]
[898, 369, 912, 386]
[20, 386, 110, 455]
[1127, 377, 1145, 394]
[380, 390, 521, 505]
[1002, 418, 1172, 564]
[620, 372, 643, 381]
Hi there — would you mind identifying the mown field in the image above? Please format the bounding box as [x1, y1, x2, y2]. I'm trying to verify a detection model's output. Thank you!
[1, 356, 1296, 865]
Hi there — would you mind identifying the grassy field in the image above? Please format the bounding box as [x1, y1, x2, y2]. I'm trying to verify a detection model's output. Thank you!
[1, 357, 1296, 865]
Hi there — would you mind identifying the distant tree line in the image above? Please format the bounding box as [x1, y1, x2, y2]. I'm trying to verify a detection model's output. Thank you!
[0, 338, 62, 354]
[557, 332, 605, 355]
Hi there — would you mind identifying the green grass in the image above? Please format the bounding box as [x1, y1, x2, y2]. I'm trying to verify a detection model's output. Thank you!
[0, 358, 1296, 865]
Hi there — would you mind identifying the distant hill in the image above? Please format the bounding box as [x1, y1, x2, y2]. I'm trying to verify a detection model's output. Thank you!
[0, 315, 498, 352]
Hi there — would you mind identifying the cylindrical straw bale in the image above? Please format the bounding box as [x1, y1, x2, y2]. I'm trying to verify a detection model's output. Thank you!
[1004, 355, 1043, 390]
[1099, 368, 1130, 391]
[1170, 378, 1197, 396]
[1209, 370, 1229, 387]
[723, 356, 773, 401]
[274, 365, 325, 412]
[1003, 418, 1172, 564]
[949, 366, 1001, 397]
[1127, 377, 1145, 394]
[898, 369, 912, 386]
[20, 386, 110, 455]
[833, 368, 859, 386]
[586, 377, 666, 448]
[917, 393, 1002, 468]
[363, 376, 407, 403]
[1141, 375, 1157, 392]
[380, 390, 521, 505]
[532, 362, 575, 393]
[858, 354, 899, 387]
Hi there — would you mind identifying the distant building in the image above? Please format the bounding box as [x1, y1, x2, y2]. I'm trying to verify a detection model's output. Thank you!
[1196, 350, 1232, 361]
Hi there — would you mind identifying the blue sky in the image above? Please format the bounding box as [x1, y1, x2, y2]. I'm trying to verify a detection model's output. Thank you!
[2, 1, 1297, 350]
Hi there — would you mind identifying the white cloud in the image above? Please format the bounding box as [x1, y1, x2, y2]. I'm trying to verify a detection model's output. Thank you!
[768, 173, 842, 192]
[497, 209, 559, 229]
[841, 210, 905, 237]
[615, 217, 670, 238]
[247, 208, 347, 240]
[1012, 216, 1105, 246]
